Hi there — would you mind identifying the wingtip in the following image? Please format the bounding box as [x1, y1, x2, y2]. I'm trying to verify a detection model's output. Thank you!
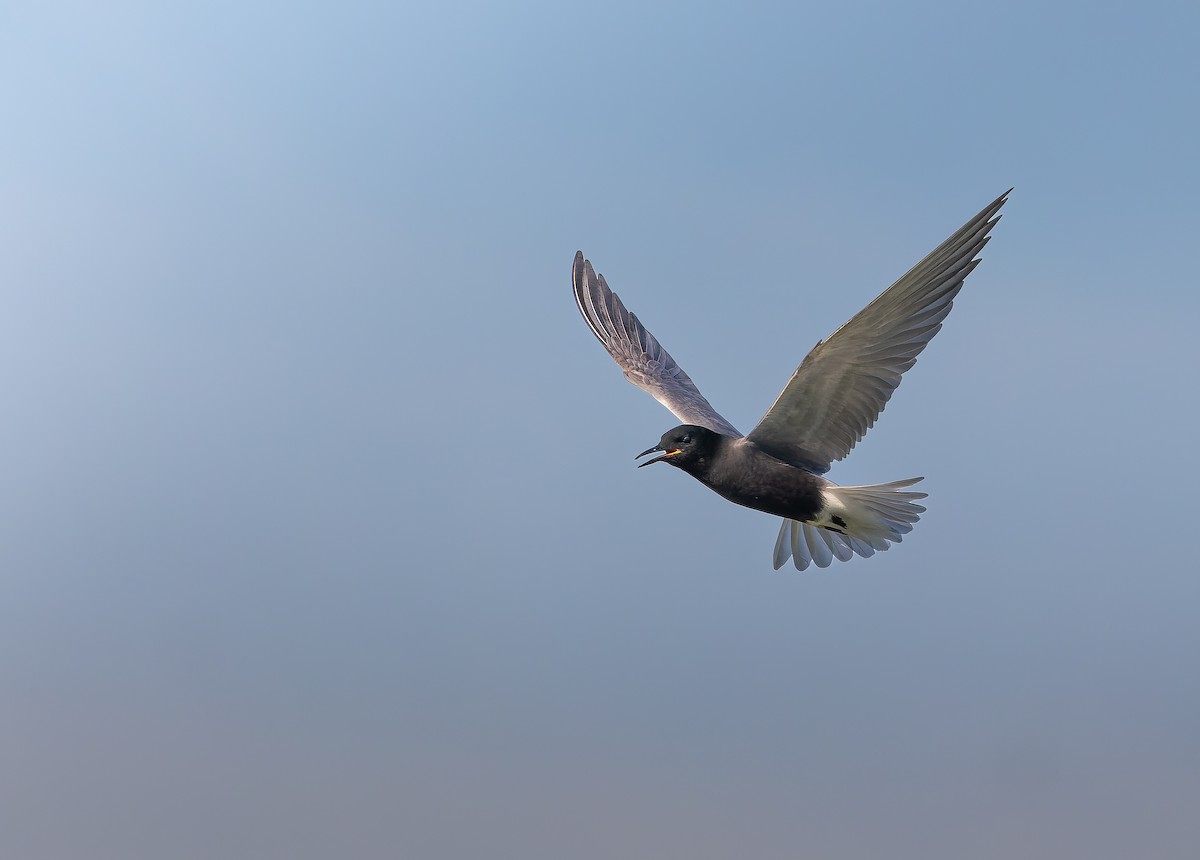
[572, 250, 591, 291]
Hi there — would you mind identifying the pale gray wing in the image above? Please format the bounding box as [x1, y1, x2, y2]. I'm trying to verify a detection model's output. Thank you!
[745, 190, 1009, 473]
[573, 252, 741, 437]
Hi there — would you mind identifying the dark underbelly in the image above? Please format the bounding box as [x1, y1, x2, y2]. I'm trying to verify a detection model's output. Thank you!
[701, 475, 824, 522]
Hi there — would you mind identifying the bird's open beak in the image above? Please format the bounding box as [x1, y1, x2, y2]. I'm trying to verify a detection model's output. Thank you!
[636, 445, 682, 467]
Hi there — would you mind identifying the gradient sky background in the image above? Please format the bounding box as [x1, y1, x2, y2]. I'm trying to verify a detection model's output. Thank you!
[2, 2, 1198, 858]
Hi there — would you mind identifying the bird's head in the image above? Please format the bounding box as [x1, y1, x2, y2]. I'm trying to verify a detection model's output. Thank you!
[636, 425, 720, 470]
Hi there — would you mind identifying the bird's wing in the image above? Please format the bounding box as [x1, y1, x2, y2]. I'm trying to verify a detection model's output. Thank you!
[745, 190, 1009, 473]
[573, 252, 741, 438]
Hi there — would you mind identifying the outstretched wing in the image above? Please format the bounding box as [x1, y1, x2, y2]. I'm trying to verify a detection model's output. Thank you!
[573, 252, 741, 438]
[745, 190, 1009, 473]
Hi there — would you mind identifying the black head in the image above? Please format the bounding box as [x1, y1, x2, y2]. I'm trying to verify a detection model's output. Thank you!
[635, 424, 721, 471]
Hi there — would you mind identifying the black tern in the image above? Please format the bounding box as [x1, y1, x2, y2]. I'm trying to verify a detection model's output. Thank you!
[573, 191, 1008, 570]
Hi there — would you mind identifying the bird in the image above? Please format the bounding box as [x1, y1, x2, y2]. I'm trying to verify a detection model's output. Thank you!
[572, 190, 1008, 570]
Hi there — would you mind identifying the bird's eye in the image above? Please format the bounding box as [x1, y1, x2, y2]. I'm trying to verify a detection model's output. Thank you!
[681, 435, 691, 444]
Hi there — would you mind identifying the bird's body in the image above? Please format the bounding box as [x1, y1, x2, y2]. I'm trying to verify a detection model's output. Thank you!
[651, 427, 826, 523]
[573, 191, 1008, 570]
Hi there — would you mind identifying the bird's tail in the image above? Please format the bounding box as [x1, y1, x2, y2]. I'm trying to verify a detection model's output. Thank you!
[772, 478, 927, 571]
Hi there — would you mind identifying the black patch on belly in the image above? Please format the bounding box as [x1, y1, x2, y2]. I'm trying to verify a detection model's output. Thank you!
[831, 514, 848, 529]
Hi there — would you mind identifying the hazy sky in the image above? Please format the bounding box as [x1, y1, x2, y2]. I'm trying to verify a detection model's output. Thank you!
[2, 2, 1198, 858]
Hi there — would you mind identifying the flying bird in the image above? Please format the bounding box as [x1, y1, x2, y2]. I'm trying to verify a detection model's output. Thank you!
[572, 191, 1008, 570]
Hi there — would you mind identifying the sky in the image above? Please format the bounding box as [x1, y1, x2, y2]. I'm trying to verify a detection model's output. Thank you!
[2, 1, 1198, 858]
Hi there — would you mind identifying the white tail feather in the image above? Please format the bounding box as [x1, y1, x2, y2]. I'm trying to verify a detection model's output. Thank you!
[772, 478, 928, 571]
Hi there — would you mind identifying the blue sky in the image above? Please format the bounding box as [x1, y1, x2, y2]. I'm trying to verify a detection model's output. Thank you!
[2, 2, 1198, 858]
